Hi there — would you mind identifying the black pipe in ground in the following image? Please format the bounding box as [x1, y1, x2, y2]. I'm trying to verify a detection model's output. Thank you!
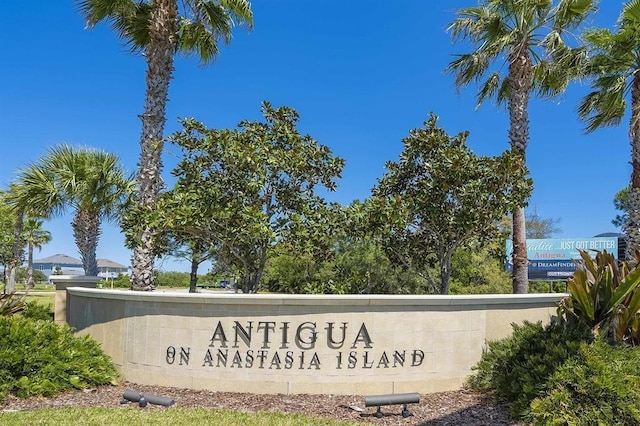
[122, 389, 175, 407]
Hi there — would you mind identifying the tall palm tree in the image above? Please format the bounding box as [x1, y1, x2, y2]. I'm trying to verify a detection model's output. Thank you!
[12, 145, 133, 276]
[77, 0, 253, 290]
[22, 218, 52, 289]
[447, 0, 595, 293]
[578, 1, 640, 260]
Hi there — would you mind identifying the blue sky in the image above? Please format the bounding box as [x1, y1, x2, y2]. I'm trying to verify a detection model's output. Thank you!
[0, 1, 630, 273]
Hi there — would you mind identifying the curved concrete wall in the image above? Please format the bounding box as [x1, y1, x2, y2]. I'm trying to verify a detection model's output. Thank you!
[66, 288, 563, 395]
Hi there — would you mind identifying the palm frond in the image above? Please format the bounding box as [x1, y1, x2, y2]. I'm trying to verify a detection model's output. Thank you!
[553, 0, 597, 29]
[218, 0, 254, 29]
[621, 0, 640, 27]
[578, 76, 627, 133]
[448, 7, 491, 42]
[583, 27, 616, 49]
[175, 0, 252, 64]
[533, 60, 569, 98]
[77, 0, 150, 53]
[447, 0, 593, 103]
[477, 72, 503, 107]
[446, 52, 492, 88]
[77, 0, 137, 28]
[178, 19, 223, 63]
[496, 77, 510, 106]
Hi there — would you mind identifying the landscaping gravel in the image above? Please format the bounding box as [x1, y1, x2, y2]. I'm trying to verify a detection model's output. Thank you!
[1, 382, 520, 425]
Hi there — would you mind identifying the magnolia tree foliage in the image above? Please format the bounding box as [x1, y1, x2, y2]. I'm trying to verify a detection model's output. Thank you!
[264, 235, 428, 295]
[124, 102, 344, 293]
[371, 114, 532, 295]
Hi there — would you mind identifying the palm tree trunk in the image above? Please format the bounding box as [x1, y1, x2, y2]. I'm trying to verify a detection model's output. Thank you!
[26, 242, 34, 289]
[508, 52, 533, 294]
[624, 73, 640, 260]
[131, 0, 178, 291]
[72, 210, 100, 276]
[6, 212, 24, 294]
[512, 206, 528, 292]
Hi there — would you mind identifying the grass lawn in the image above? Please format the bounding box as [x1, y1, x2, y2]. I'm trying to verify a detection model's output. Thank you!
[0, 407, 359, 426]
[23, 293, 54, 307]
[11, 282, 55, 292]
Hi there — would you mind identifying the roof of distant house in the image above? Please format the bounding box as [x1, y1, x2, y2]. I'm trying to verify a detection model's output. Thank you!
[34, 254, 128, 269]
[96, 258, 128, 269]
[34, 253, 81, 265]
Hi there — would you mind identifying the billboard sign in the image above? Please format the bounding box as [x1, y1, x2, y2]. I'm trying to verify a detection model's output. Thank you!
[505, 237, 618, 281]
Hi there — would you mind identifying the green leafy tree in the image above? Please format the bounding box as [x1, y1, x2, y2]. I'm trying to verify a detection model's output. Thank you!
[126, 102, 345, 293]
[78, 0, 253, 291]
[154, 270, 191, 288]
[578, 2, 640, 259]
[526, 211, 561, 239]
[264, 238, 426, 295]
[447, 0, 596, 293]
[613, 186, 630, 229]
[11, 145, 133, 276]
[372, 114, 531, 295]
[263, 248, 326, 294]
[15, 268, 47, 286]
[449, 245, 512, 295]
[161, 240, 217, 293]
[21, 218, 52, 289]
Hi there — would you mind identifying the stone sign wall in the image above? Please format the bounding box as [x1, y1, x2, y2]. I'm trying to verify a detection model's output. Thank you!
[65, 289, 562, 395]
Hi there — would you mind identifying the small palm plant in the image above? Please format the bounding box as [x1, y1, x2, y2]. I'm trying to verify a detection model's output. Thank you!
[558, 250, 640, 345]
[12, 145, 133, 276]
[0, 292, 26, 317]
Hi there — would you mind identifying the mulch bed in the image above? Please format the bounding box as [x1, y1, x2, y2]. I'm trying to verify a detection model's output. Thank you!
[0, 382, 520, 425]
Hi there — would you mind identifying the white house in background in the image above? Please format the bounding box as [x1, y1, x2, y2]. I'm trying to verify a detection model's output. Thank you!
[32, 253, 130, 279]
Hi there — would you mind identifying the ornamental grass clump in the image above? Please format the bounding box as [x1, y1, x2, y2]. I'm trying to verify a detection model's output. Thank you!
[0, 315, 118, 401]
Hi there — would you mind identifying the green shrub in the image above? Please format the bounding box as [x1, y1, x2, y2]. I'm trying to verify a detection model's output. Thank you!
[529, 340, 640, 425]
[468, 320, 592, 419]
[155, 271, 191, 288]
[22, 301, 54, 321]
[104, 274, 131, 288]
[0, 315, 118, 401]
